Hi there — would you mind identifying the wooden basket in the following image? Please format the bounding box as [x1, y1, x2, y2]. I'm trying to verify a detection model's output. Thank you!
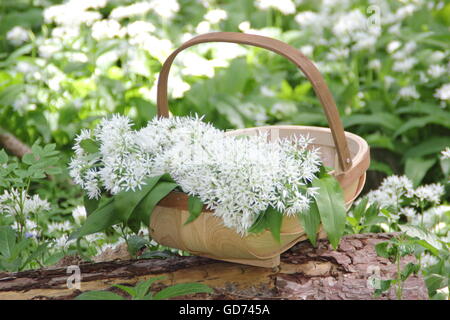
[149, 32, 370, 268]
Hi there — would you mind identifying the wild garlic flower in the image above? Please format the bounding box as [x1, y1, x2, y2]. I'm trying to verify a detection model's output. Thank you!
[441, 147, 450, 160]
[70, 115, 322, 234]
[6, 26, 29, 46]
[72, 205, 87, 225]
[413, 183, 445, 205]
[434, 83, 450, 101]
[366, 175, 414, 210]
[0, 188, 51, 217]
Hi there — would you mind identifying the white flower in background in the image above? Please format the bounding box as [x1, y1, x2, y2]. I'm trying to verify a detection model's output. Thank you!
[256, 0, 296, 15]
[392, 41, 417, 60]
[195, 21, 211, 34]
[427, 64, 447, 78]
[326, 47, 349, 61]
[0, 188, 50, 217]
[430, 51, 446, 63]
[126, 21, 156, 38]
[12, 94, 30, 113]
[204, 9, 227, 24]
[392, 57, 417, 73]
[92, 20, 125, 41]
[398, 86, 420, 100]
[12, 220, 38, 238]
[420, 253, 439, 268]
[434, 83, 450, 101]
[44, 0, 103, 27]
[54, 234, 76, 249]
[411, 205, 450, 230]
[72, 205, 87, 224]
[180, 52, 215, 77]
[366, 175, 414, 209]
[47, 221, 73, 233]
[369, 59, 381, 70]
[300, 45, 314, 57]
[38, 39, 61, 59]
[384, 76, 396, 87]
[332, 10, 367, 40]
[387, 41, 401, 54]
[413, 183, 445, 205]
[400, 207, 417, 219]
[6, 26, 29, 46]
[51, 26, 80, 40]
[110, 2, 153, 19]
[441, 147, 450, 159]
[295, 11, 320, 28]
[395, 4, 417, 21]
[151, 0, 180, 19]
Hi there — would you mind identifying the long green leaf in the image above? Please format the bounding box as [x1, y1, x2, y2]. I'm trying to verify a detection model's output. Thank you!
[312, 174, 346, 249]
[0, 226, 16, 258]
[135, 181, 178, 225]
[152, 283, 213, 300]
[265, 207, 283, 243]
[184, 195, 204, 225]
[75, 291, 124, 300]
[70, 198, 115, 239]
[115, 176, 162, 223]
[297, 199, 321, 246]
[404, 157, 436, 186]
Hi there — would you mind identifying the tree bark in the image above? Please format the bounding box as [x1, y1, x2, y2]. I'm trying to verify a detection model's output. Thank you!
[0, 233, 428, 300]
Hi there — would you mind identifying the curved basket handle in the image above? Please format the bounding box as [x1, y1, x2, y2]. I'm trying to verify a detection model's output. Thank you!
[157, 32, 352, 171]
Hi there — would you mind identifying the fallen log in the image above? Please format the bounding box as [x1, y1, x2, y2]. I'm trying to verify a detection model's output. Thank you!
[0, 130, 32, 158]
[0, 233, 428, 300]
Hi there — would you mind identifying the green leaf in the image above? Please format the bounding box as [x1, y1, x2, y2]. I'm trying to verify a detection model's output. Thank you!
[399, 225, 443, 255]
[425, 273, 448, 294]
[248, 206, 283, 242]
[374, 279, 392, 297]
[369, 160, 394, 176]
[127, 235, 150, 256]
[133, 277, 166, 299]
[75, 291, 124, 300]
[375, 241, 390, 259]
[79, 139, 99, 154]
[312, 174, 346, 249]
[394, 116, 450, 137]
[84, 196, 100, 216]
[404, 157, 436, 187]
[297, 199, 321, 246]
[0, 149, 8, 164]
[112, 284, 137, 297]
[184, 195, 204, 225]
[343, 113, 402, 131]
[265, 207, 283, 243]
[400, 263, 419, 281]
[152, 283, 212, 300]
[0, 226, 16, 258]
[134, 181, 178, 225]
[70, 198, 115, 239]
[115, 177, 162, 227]
[404, 137, 450, 159]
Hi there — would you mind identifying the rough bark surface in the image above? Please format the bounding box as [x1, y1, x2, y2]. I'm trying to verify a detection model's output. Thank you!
[0, 233, 428, 300]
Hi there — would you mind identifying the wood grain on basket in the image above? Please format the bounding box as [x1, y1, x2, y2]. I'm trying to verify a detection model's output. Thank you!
[149, 32, 370, 268]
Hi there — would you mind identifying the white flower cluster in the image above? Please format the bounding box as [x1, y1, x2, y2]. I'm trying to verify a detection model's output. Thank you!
[70, 115, 322, 234]
[366, 175, 445, 211]
[442, 147, 450, 160]
[0, 188, 51, 217]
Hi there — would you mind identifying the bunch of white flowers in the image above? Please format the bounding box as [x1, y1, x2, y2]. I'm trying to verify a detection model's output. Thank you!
[0, 188, 50, 217]
[365, 175, 445, 214]
[69, 115, 322, 234]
